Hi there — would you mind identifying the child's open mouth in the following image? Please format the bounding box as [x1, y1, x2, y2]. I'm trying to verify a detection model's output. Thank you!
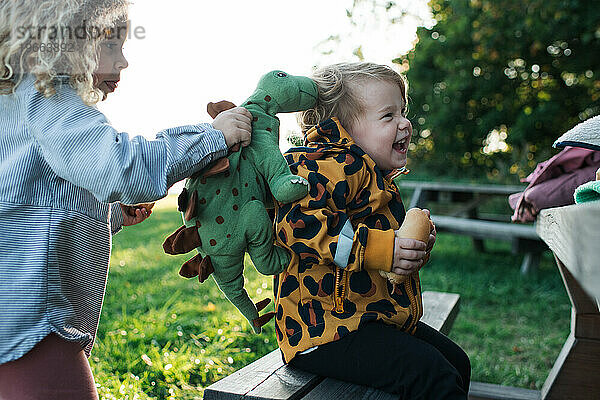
[393, 137, 409, 153]
[104, 80, 119, 91]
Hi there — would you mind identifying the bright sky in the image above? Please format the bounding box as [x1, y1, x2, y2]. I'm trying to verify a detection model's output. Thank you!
[98, 0, 432, 149]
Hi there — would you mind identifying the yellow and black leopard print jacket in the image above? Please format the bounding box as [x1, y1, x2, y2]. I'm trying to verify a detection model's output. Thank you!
[274, 118, 424, 363]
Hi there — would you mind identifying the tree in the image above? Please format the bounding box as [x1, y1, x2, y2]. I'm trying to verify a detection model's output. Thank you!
[398, 0, 599, 181]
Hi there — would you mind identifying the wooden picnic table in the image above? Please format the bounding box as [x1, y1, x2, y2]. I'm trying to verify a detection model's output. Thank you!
[397, 180, 547, 273]
[536, 202, 600, 399]
[399, 180, 526, 212]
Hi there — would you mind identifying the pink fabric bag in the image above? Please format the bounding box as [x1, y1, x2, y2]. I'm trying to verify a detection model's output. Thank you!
[509, 147, 600, 222]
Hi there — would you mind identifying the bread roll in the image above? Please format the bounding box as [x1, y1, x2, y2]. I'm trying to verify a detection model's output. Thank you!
[381, 208, 431, 284]
[396, 208, 431, 243]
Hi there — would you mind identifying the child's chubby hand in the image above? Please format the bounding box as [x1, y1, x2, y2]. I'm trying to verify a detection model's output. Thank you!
[121, 203, 154, 226]
[392, 236, 427, 276]
[212, 106, 253, 149]
[391, 209, 436, 276]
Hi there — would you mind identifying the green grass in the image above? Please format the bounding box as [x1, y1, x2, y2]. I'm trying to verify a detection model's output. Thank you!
[91, 197, 570, 398]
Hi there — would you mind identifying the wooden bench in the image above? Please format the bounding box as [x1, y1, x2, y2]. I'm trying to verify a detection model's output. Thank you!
[204, 291, 459, 400]
[204, 290, 542, 400]
[432, 215, 547, 274]
[399, 180, 547, 274]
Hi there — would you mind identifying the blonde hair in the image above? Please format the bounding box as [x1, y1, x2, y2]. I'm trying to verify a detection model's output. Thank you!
[299, 62, 408, 133]
[0, 0, 129, 105]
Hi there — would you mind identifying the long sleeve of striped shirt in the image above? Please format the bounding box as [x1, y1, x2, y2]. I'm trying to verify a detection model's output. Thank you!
[110, 202, 125, 235]
[26, 79, 227, 205]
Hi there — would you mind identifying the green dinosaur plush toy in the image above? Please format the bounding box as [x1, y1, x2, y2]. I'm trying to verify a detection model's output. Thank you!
[163, 70, 317, 333]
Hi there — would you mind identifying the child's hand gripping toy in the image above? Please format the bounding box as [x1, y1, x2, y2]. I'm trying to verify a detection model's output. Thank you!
[122, 202, 155, 217]
[163, 71, 318, 333]
[381, 208, 432, 285]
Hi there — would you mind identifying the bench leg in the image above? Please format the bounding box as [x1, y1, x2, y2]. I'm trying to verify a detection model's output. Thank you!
[520, 252, 540, 274]
[409, 187, 426, 209]
[541, 256, 600, 399]
[472, 238, 485, 253]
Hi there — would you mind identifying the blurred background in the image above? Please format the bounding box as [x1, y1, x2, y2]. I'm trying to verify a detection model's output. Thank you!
[99, 0, 599, 185]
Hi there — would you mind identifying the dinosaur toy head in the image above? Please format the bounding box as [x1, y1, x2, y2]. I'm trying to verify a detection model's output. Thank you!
[248, 70, 318, 114]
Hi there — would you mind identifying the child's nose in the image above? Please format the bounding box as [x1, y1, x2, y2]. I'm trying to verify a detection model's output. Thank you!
[115, 55, 129, 71]
[398, 117, 412, 133]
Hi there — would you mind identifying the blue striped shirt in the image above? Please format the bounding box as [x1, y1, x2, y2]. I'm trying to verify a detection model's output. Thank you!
[0, 75, 227, 363]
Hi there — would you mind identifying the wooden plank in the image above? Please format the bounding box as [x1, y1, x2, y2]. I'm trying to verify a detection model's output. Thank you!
[537, 202, 600, 299]
[449, 196, 486, 218]
[469, 381, 541, 400]
[554, 256, 599, 316]
[302, 378, 397, 400]
[398, 180, 525, 195]
[432, 215, 540, 241]
[308, 379, 544, 400]
[573, 312, 600, 340]
[244, 365, 323, 400]
[203, 350, 322, 400]
[541, 334, 600, 400]
[477, 213, 512, 222]
[421, 291, 460, 335]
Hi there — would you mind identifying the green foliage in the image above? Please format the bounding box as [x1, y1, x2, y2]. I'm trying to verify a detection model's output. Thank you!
[399, 0, 600, 181]
[92, 199, 569, 396]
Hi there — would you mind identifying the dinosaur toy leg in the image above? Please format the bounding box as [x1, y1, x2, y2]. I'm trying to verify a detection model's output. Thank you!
[211, 263, 264, 334]
[240, 200, 291, 275]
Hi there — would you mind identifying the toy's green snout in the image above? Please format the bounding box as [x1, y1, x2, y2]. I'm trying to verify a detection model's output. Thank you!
[255, 70, 318, 113]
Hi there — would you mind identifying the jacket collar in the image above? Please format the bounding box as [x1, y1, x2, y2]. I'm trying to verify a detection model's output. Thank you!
[304, 117, 355, 148]
[304, 117, 404, 181]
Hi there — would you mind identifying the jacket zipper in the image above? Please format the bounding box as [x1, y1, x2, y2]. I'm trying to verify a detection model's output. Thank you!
[404, 273, 419, 330]
[334, 267, 348, 313]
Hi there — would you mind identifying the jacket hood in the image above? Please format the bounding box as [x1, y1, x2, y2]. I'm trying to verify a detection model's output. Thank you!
[304, 117, 357, 149]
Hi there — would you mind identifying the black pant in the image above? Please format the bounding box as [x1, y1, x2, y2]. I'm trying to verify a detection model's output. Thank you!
[289, 321, 470, 400]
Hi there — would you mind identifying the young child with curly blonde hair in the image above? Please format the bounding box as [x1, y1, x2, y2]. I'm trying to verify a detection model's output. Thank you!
[274, 62, 470, 398]
[0, 1, 251, 398]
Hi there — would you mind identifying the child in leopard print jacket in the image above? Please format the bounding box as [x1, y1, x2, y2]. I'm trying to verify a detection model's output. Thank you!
[273, 62, 470, 399]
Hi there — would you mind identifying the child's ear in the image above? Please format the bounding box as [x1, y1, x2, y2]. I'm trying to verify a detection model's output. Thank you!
[207, 100, 237, 119]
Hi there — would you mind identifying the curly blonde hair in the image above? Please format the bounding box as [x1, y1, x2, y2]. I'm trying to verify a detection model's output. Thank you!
[0, 0, 129, 104]
[299, 62, 408, 133]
